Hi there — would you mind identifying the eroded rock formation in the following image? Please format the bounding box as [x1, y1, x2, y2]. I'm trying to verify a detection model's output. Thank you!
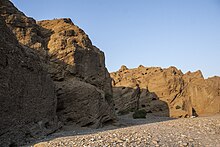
[111, 65, 220, 118]
[0, 0, 115, 131]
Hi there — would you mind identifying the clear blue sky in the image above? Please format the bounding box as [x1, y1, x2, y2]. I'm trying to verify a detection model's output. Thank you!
[11, 0, 220, 78]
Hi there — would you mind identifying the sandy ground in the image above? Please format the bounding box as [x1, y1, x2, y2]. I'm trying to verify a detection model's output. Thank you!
[28, 114, 220, 147]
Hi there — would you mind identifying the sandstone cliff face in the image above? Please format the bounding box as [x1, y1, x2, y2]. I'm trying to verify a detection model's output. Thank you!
[0, 15, 58, 146]
[111, 65, 220, 118]
[205, 77, 220, 113]
[1, 0, 115, 128]
[182, 73, 220, 116]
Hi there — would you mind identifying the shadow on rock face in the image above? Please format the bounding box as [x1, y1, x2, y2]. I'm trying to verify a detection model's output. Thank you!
[0, 15, 59, 146]
[112, 86, 170, 118]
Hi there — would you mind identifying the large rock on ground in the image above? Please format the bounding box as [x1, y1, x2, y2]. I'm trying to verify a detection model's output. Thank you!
[0, 15, 58, 146]
[1, 0, 115, 127]
[111, 65, 220, 118]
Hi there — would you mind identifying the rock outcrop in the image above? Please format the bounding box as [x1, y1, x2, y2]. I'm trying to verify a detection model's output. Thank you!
[56, 79, 114, 127]
[0, 0, 115, 130]
[0, 14, 58, 146]
[111, 65, 220, 118]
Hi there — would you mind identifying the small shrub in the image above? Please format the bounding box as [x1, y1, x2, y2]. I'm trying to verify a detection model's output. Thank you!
[117, 109, 130, 115]
[130, 107, 136, 112]
[133, 109, 147, 119]
[175, 105, 181, 109]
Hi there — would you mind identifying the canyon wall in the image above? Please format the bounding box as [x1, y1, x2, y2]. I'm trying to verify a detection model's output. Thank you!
[111, 65, 220, 118]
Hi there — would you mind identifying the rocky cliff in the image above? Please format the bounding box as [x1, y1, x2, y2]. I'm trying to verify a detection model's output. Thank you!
[0, 0, 115, 127]
[0, 14, 58, 146]
[0, 0, 115, 145]
[111, 65, 220, 118]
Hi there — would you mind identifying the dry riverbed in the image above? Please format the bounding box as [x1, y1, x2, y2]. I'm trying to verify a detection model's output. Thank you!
[30, 114, 220, 147]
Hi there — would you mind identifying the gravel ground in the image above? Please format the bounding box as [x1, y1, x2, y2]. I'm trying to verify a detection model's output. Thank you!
[30, 114, 220, 147]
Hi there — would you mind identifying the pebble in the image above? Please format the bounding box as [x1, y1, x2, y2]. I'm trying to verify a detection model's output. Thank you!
[182, 142, 188, 146]
[188, 138, 194, 142]
[181, 134, 186, 137]
[152, 140, 159, 144]
[178, 140, 183, 144]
